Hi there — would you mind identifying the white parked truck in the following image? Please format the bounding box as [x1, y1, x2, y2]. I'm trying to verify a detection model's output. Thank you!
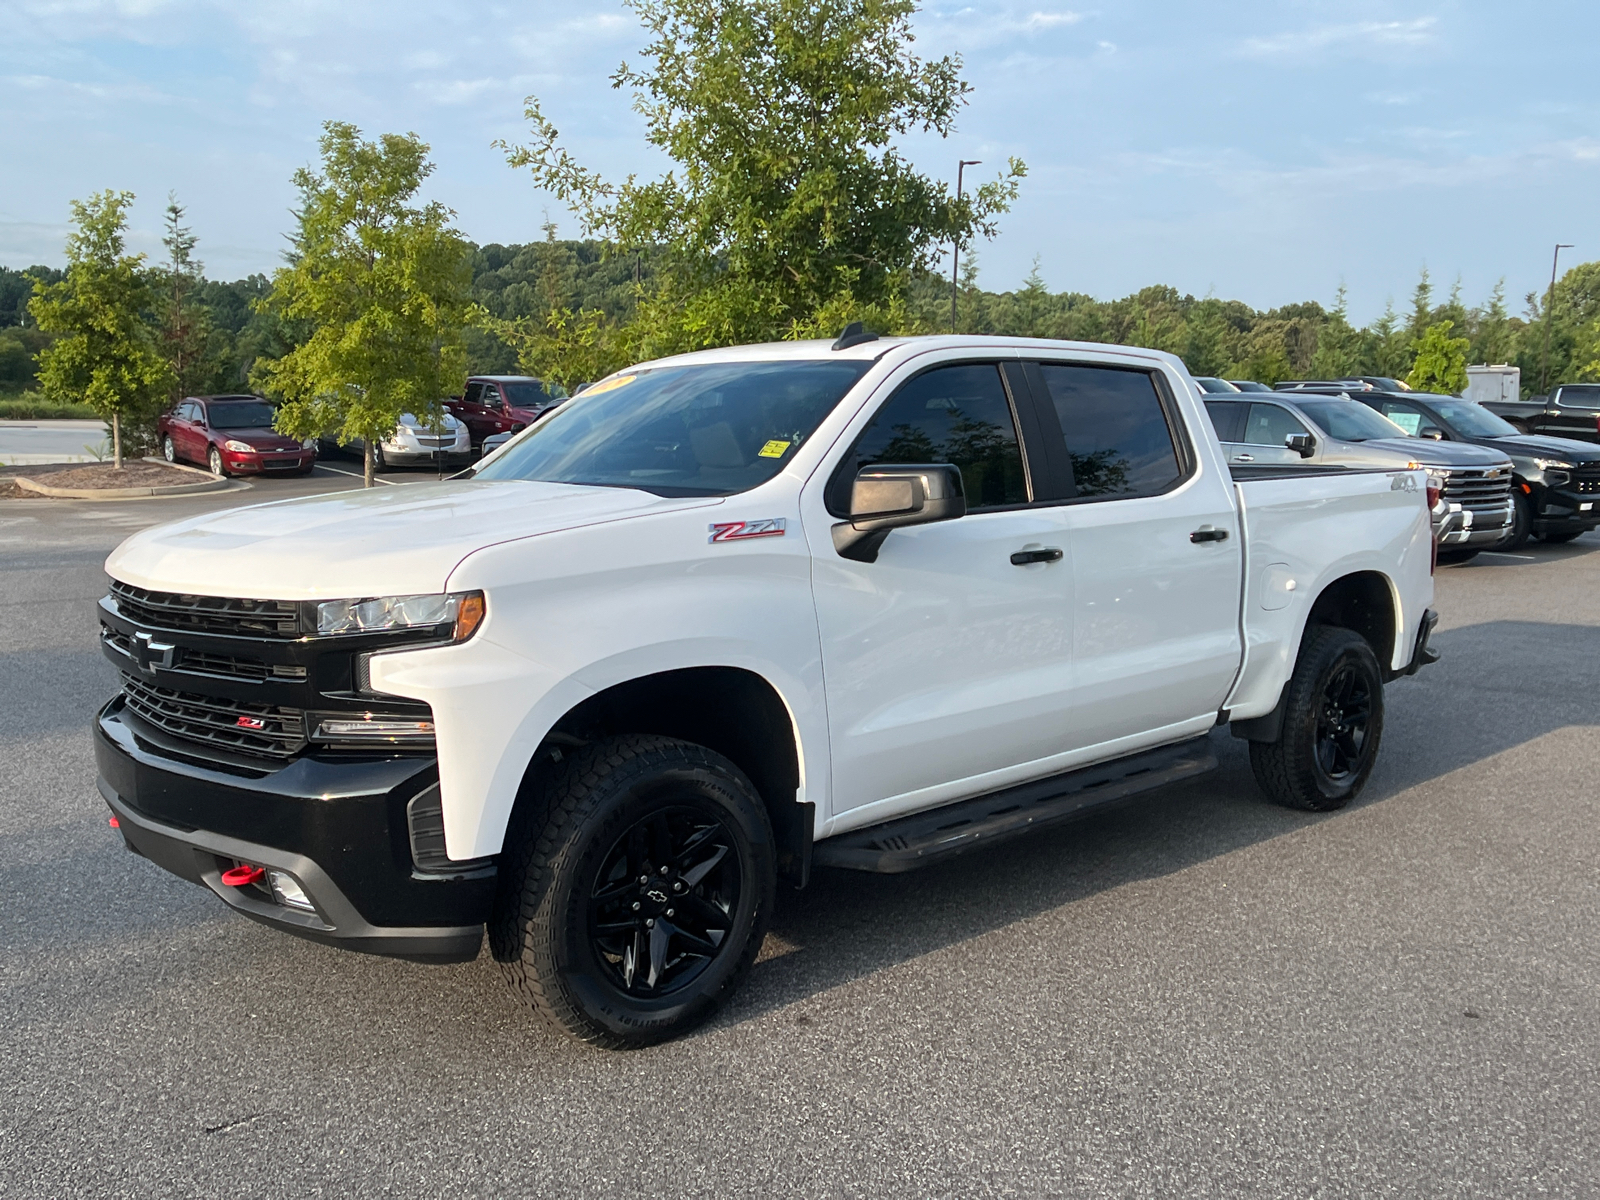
[96, 333, 1438, 1047]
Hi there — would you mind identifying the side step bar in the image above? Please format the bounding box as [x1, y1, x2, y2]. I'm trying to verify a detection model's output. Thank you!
[813, 736, 1218, 874]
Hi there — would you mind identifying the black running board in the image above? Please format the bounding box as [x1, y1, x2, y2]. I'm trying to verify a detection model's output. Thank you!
[813, 737, 1218, 874]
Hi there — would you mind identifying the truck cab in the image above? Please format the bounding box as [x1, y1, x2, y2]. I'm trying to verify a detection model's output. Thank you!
[446, 375, 567, 449]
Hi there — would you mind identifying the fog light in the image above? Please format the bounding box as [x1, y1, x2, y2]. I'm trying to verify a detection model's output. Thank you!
[315, 717, 436, 741]
[267, 870, 315, 912]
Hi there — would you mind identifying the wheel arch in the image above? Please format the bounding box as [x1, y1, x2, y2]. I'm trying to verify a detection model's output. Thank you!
[507, 666, 813, 886]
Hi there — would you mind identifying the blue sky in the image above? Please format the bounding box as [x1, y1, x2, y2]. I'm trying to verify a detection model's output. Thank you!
[2, 0, 1596, 323]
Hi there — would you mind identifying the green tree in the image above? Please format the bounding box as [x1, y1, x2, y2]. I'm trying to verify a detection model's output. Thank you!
[253, 122, 474, 486]
[1405, 319, 1469, 394]
[28, 191, 172, 468]
[501, 0, 1025, 354]
[156, 193, 219, 403]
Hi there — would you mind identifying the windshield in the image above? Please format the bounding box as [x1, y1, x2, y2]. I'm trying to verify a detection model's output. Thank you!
[503, 380, 567, 407]
[1291, 398, 1410, 442]
[207, 401, 277, 429]
[1557, 384, 1600, 409]
[1425, 397, 1520, 437]
[474, 359, 872, 496]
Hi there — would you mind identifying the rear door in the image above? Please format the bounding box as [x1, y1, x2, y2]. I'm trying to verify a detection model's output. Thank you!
[1026, 360, 1244, 749]
[1204, 400, 1248, 460]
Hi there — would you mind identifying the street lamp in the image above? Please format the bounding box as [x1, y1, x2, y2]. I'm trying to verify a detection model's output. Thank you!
[951, 159, 982, 334]
[1540, 242, 1574, 395]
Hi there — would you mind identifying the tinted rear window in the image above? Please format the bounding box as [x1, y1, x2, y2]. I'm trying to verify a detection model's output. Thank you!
[1038, 365, 1182, 498]
[1557, 385, 1600, 409]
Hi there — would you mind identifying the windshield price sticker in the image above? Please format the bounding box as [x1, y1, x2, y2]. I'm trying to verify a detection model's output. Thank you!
[758, 439, 791, 458]
[709, 518, 787, 543]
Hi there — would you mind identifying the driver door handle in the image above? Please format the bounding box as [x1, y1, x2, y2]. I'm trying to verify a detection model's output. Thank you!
[1010, 547, 1064, 565]
[1190, 527, 1229, 543]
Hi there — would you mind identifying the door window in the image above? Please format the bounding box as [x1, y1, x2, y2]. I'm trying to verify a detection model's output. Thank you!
[1243, 403, 1309, 446]
[1036, 364, 1183, 498]
[830, 363, 1027, 512]
[462, 382, 485, 405]
[1204, 400, 1247, 443]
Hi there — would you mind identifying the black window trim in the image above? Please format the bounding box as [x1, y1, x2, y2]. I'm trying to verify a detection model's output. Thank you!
[1019, 358, 1197, 507]
[824, 358, 1036, 518]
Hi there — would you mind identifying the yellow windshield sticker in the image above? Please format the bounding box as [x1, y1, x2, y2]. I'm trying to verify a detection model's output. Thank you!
[758, 439, 792, 459]
[582, 375, 636, 398]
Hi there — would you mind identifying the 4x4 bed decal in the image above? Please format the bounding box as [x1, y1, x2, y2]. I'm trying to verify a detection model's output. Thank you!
[709, 518, 787, 543]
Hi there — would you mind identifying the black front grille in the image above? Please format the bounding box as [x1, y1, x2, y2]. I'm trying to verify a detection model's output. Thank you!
[100, 622, 306, 683]
[120, 673, 306, 759]
[110, 580, 302, 639]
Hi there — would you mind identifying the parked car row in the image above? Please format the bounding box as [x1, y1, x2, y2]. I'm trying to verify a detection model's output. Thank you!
[1197, 376, 1600, 559]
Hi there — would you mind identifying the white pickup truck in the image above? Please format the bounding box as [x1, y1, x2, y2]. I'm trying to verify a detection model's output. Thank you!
[96, 332, 1437, 1047]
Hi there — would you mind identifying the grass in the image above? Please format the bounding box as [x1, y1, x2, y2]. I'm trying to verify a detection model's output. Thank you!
[0, 393, 100, 420]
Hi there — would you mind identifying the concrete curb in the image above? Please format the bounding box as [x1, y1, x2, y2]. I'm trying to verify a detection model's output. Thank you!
[12, 461, 249, 500]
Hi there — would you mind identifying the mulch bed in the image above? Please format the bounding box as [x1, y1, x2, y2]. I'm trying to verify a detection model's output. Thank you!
[0, 460, 203, 499]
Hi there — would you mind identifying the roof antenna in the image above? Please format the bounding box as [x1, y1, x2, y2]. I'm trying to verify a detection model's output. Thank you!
[831, 321, 880, 351]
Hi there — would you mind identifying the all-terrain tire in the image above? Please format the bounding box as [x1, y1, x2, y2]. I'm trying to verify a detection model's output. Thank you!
[490, 734, 776, 1049]
[1249, 626, 1384, 812]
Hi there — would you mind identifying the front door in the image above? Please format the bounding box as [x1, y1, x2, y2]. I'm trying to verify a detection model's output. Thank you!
[1232, 401, 1314, 465]
[807, 361, 1077, 826]
[1028, 361, 1244, 750]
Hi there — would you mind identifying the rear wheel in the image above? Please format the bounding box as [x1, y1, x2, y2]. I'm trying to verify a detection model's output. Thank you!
[162, 435, 176, 464]
[1250, 626, 1384, 812]
[491, 735, 776, 1048]
[207, 445, 226, 477]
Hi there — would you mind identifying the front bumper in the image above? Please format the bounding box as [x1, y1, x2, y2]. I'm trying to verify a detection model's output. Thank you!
[1532, 486, 1600, 535]
[224, 450, 315, 474]
[1434, 497, 1514, 546]
[95, 699, 493, 963]
[378, 445, 474, 466]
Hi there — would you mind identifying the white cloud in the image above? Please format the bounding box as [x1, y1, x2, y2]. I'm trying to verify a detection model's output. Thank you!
[1241, 17, 1439, 58]
[1025, 11, 1083, 30]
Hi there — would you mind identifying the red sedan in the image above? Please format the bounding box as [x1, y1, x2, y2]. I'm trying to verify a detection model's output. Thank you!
[159, 395, 316, 477]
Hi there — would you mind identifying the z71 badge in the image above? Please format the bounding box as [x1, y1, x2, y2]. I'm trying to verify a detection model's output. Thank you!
[709, 518, 787, 543]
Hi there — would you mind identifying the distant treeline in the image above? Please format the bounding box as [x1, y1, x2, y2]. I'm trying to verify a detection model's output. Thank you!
[4, 243, 1597, 397]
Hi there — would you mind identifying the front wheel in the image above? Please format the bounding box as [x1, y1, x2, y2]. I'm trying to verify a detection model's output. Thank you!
[1502, 491, 1533, 550]
[1250, 626, 1384, 812]
[207, 445, 226, 477]
[491, 735, 776, 1048]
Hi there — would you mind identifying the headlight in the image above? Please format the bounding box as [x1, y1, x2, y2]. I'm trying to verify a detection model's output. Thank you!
[316, 591, 485, 639]
[1533, 458, 1574, 471]
[302, 437, 317, 450]
[223, 439, 253, 452]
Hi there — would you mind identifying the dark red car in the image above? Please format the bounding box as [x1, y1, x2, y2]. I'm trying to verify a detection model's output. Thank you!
[159, 395, 316, 477]
[446, 376, 567, 450]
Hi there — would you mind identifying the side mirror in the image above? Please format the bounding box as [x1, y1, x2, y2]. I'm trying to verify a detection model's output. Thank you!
[832, 464, 966, 563]
[1285, 433, 1316, 458]
[1419, 426, 1446, 440]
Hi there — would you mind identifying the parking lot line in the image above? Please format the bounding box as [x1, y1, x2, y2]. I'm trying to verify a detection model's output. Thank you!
[314, 463, 396, 486]
[1480, 552, 1536, 560]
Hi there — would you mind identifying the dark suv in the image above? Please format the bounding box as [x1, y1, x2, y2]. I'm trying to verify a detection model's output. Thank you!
[1280, 384, 1600, 547]
[446, 376, 567, 450]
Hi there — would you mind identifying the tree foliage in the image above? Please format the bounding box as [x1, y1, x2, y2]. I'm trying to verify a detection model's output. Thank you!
[252, 122, 473, 485]
[27, 191, 172, 467]
[1405, 319, 1469, 393]
[500, 0, 1024, 358]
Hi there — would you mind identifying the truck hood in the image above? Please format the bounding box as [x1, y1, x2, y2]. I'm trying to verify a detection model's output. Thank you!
[1484, 434, 1600, 462]
[1362, 438, 1513, 469]
[105, 480, 718, 601]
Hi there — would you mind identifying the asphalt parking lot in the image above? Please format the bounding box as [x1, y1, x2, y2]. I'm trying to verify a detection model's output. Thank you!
[2, 473, 1598, 1198]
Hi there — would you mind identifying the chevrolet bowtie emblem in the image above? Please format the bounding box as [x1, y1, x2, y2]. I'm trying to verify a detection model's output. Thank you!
[132, 631, 176, 675]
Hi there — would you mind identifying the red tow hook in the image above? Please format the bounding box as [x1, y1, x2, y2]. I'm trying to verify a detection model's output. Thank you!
[108, 816, 120, 829]
[221, 865, 266, 887]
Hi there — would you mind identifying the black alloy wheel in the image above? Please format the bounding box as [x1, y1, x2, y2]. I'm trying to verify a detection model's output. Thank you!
[589, 806, 742, 997]
[492, 734, 775, 1048]
[1250, 626, 1384, 811]
[207, 445, 225, 477]
[162, 435, 176, 464]
[1313, 661, 1374, 784]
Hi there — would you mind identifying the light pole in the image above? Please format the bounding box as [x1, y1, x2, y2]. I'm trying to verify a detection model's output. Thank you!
[1540, 242, 1574, 395]
[951, 159, 981, 334]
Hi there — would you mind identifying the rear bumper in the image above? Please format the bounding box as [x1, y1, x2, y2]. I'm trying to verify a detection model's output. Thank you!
[95, 700, 492, 963]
